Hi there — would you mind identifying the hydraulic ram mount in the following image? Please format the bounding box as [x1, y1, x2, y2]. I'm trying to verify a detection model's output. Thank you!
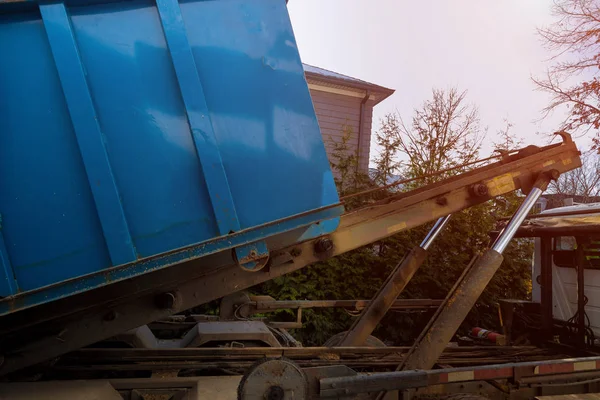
[0, 133, 581, 375]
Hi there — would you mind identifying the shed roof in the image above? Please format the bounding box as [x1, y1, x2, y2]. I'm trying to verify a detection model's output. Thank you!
[303, 63, 394, 105]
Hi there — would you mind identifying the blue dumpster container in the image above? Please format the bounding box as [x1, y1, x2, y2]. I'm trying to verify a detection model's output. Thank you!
[0, 0, 341, 314]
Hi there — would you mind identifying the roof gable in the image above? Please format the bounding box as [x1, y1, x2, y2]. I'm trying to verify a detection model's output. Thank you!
[303, 63, 394, 105]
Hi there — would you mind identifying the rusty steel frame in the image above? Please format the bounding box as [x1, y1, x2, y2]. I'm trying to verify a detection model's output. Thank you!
[51, 345, 563, 374]
[239, 298, 443, 329]
[213, 293, 444, 330]
[318, 355, 600, 397]
[6, 354, 599, 399]
[0, 137, 581, 376]
[250, 298, 443, 312]
[64, 344, 544, 359]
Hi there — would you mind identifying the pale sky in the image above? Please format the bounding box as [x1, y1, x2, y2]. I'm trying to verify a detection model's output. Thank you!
[287, 1, 592, 162]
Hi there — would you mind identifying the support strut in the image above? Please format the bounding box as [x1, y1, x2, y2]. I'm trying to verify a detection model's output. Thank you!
[400, 172, 554, 371]
[338, 216, 451, 347]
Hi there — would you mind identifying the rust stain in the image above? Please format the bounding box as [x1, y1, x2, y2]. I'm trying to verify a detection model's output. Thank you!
[387, 221, 406, 233]
[486, 173, 516, 196]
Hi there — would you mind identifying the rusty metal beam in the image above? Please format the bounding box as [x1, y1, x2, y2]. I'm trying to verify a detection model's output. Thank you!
[52, 345, 558, 373]
[250, 298, 443, 312]
[63, 344, 544, 360]
[319, 355, 600, 397]
[319, 140, 579, 262]
[0, 137, 581, 376]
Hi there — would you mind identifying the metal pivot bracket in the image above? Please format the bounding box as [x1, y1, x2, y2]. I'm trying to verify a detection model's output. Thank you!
[234, 241, 270, 272]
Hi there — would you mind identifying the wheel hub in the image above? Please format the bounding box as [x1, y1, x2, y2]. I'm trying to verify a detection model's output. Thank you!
[237, 358, 308, 400]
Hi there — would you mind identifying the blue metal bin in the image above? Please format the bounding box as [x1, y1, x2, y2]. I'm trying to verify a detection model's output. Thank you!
[0, 0, 341, 314]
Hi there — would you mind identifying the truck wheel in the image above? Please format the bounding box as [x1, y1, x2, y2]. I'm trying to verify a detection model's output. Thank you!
[323, 331, 386, 347]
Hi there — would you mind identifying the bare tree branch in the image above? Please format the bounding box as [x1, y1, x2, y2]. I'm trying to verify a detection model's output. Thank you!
[548, 150, 600, 199]
[378, 88, 485, 186]
[534, 0, 600, 149]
